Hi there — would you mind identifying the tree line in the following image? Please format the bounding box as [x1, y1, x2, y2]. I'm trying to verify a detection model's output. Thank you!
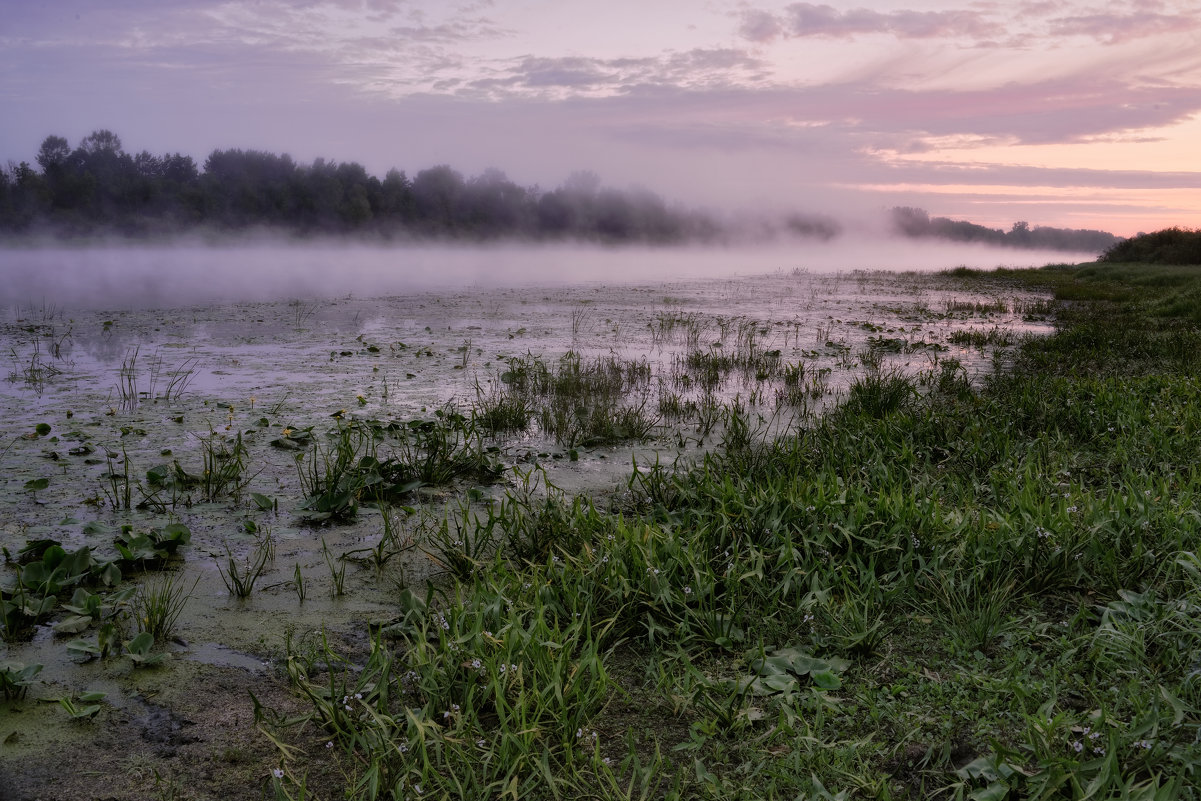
[1098, 227, 1201, 265]
[890, 206, 1120, 253]
[0, 130, 1123, 250]
[0, 130, 731, 243]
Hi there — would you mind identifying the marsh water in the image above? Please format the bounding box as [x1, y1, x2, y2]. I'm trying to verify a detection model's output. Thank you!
[0, 243, 1076, 798]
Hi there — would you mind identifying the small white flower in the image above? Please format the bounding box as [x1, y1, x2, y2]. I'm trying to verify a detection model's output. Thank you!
[683, 586, 692, 595]
[1072, 741, 1083, 753]
[326, 741, 334, 749]
[272, 768, 285, 779]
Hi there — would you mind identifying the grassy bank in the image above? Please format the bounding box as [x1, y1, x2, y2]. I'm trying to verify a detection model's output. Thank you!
[260, 263, 1200, 800]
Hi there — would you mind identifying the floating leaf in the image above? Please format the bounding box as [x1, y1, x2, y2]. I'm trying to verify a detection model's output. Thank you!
[53, 615, 94, 635]
[66, 639, 102, 658]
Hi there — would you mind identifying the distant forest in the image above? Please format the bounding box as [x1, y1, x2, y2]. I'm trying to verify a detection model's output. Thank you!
[0, 129, 1119, 250]
[889, 206, 1120, 253]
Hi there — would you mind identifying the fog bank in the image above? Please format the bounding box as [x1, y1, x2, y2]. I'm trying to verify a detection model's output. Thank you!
[1, 240, 1094, 310]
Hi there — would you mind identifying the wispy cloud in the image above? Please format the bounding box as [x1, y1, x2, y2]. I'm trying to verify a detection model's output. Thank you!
[1048, 10, 1201, 44]
[742, 3, 1003, 42]
[459, 49, 768, 98]
[740, 0, 1201, 47]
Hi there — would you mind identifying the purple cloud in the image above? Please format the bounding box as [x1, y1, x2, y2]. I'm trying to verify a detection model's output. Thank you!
[741, 3, 1004, 41]
[739, 9, 784, 43]
[467, 49, 767, 96]
[1049, 12, 1201, 44]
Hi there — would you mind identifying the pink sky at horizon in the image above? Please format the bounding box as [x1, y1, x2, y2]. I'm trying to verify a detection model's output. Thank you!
[2, 0, 1199, 238]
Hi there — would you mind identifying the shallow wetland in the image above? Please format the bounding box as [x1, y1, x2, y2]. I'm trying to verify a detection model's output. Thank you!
[3, 250, 1198, 801]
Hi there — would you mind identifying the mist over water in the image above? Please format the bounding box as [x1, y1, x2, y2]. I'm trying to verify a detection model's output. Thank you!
[1, 240, 1095, 310]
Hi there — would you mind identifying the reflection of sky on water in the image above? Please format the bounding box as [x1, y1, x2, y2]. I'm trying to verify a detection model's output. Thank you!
[3, 267, 1053, 427]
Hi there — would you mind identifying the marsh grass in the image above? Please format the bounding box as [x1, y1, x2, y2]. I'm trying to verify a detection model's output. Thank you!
[102, 449, 134, 510]
[298, 412, 500, 523]
[6, 339, 62, 391]
[947, 326, 1014, 349]
[490, 351, 659, 446]
[132, 572, 198, 641]
[217, 538, 272, 598]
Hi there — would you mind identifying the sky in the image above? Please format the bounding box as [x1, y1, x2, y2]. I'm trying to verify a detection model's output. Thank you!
[2, 0, 1200, 237]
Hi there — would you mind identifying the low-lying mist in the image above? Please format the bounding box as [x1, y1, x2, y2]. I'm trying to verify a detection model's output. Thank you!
[1, 239, 1096, 310]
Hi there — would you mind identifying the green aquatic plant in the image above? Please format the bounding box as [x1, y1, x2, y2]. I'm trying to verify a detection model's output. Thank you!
[472, 377, 531, 434]
[58, 691, 107, 719]
[132, 572, 197, 641]
[0, 661, 42, 700]
[292, 563, 306, 603]
[340, 505, 415, 571]
[217, 538, 271, 598]
[102, 448, 134, 510]
[124, 631, 166, 667]
[54, 585, 136, 635]
[321, 539, 346, 597]
[113, 523, 191, 569]
[298, 412, 500, 523]
[65, 621, 123, 661]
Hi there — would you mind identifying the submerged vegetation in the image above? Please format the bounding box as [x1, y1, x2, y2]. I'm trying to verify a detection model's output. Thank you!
[4, 261, 1201, 798]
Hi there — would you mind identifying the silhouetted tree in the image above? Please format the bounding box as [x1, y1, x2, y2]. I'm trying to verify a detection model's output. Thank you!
[1100, 228, 1201, 264]
[411, 165, 466, 231]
